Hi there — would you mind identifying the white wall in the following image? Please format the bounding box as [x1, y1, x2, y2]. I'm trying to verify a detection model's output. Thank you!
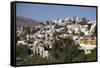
[0, 0, 99, 68]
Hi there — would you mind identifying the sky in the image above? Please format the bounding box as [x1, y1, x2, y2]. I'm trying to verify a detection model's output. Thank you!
[16, 3, 96, 22]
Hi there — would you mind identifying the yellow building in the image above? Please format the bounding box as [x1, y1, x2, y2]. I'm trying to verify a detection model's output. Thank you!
[77, 37, 96, 54]
[90, 38, 96, 45]
[78, 37, 96, 45]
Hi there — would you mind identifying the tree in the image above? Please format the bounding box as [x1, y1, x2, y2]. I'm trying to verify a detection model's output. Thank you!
[50, 36, 88, 63]
[53, 30, 59, 40]
[24, 26, 31, 34]
[63, 27, 68, 33]
[50, 37, 79, 63]
[79, 17, 87, 25]
[25, 55, 48, 65]
[80, 32, 85, 36]
[46, 20, 50, 25]
[87, 23, 92, 30]
[84, 48, 97, 61]
[82, 17, 87, 23]
[16, 36, 20, 41]
[16, 45, 32, 59]
[91, 25, 97, 37]
[63, 44, 80, 62]
[72, 50, 85, 62]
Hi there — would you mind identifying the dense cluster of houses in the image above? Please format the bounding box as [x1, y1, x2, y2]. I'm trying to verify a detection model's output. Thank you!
[16, 16, 96, 59]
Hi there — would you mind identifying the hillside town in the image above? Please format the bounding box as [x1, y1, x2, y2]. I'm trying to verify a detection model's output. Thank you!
[16, 16, 97, 65]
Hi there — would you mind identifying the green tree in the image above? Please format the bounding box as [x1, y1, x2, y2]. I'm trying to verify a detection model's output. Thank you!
[25, 55, 48, 64]
[80, 32, 85, 36]
[46, 20, 50, 25]
[72, 50, 85, 62]
[84, 48, 97, 61]
[79, 17, 87, 25]
[63, 44, 80, 62]
[16, 45, 31, 59]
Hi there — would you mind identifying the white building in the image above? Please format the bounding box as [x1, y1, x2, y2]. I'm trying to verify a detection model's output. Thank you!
[17, 40, 27, 45]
